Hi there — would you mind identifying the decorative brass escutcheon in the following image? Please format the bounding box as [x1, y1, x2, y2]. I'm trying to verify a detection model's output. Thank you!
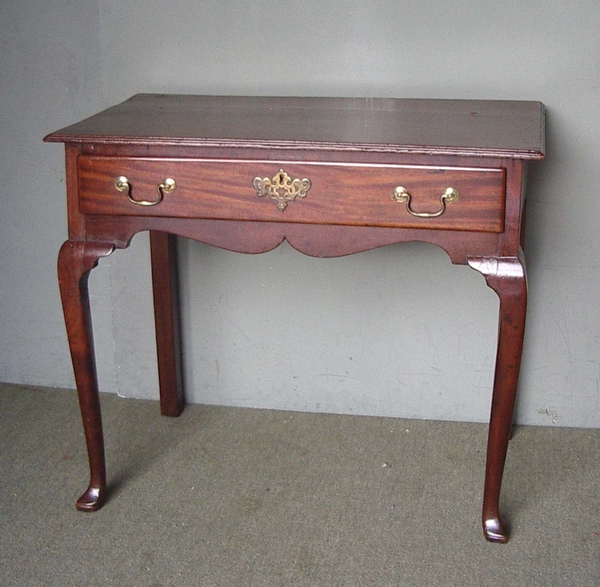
[115, 176, 175, 206]
[393, 186, 459, 218]
[253, 169, 311, 211]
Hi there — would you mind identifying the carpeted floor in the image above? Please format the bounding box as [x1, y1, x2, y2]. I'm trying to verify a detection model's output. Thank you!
[1, 383, 598, 586]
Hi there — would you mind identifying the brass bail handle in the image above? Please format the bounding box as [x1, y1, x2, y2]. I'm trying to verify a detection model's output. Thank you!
[115, 176, 176, 206]
[393, 186, 459, 218]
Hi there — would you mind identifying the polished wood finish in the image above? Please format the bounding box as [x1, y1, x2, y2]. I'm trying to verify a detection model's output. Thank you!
[149, 231, 183, 416]
[46, 94, 545, 542]
[45, 94, 545, 159]
[57, 240, 114, 511]
[78, 157, 506, 232]
[468, 253, 527, 543]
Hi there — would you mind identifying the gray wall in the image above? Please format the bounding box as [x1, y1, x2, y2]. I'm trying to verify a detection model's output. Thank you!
[1, 1, 599, 427]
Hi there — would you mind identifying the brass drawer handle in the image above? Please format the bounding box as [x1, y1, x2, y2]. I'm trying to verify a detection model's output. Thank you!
[393, 186, 459, 218]
[253, 169, 311, 211]
[115, 176, 176, 206]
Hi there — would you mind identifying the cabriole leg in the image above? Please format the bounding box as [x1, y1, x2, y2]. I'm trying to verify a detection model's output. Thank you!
[58, 240, 114, 511]
[468, 253, 527, 543]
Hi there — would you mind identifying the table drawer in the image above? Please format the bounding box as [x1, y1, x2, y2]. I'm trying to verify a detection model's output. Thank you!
[78, 157, 506, 233]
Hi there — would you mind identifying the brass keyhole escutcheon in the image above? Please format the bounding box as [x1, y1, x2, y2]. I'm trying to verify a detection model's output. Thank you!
[253, 169, 311, 211]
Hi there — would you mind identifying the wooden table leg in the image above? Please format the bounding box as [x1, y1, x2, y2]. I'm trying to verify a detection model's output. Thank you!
[468, 253, 527, 543]
[58, 240, 114, 511]
[149, 231, 184, 416]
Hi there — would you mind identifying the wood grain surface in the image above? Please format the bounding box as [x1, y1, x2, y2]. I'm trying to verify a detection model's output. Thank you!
[45, 94, 545, 159]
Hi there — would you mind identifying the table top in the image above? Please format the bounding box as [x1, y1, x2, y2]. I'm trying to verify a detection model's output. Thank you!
[45, 94, 545, 160]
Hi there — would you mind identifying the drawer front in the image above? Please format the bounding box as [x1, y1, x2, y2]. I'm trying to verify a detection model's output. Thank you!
[78, 157, 506, 233]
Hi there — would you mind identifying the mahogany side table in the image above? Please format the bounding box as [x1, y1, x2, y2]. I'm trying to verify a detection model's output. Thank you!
[45, 95, 545, 542]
